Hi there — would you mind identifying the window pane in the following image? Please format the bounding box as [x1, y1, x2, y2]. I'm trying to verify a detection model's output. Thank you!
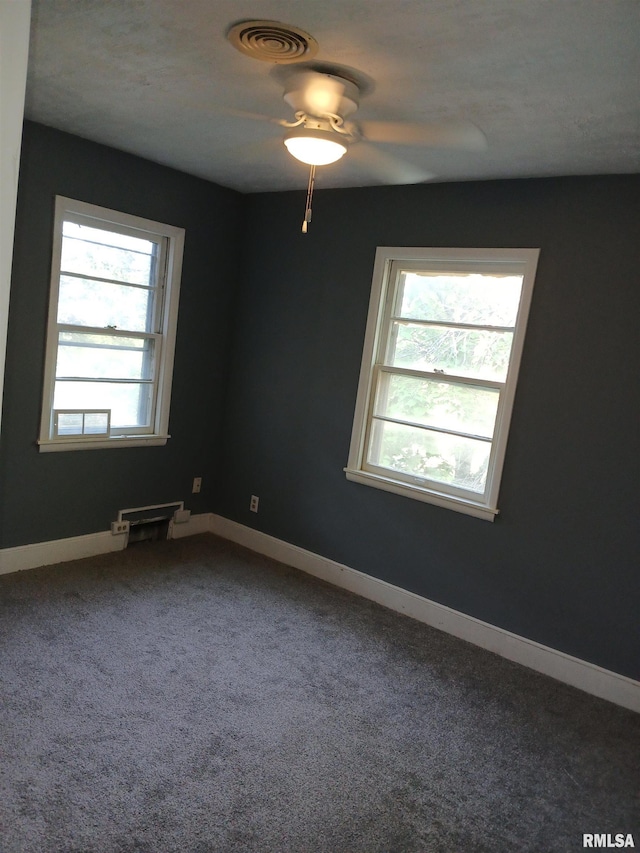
[368, 419, 491, 493]
[84, 412, 110, 434]
[397, 272, 523, 326]
[54, 381, 153, 428]
[56, 332, 154, 380]
[389, 322, 513, 381]
[56, 412, 83, 436]
[61, 221, 157, 286]
[375, 373, 499, 438]
[57, 275, 153, 331]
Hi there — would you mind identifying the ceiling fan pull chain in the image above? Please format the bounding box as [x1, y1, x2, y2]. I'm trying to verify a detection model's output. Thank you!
[302, 164, 316, 233]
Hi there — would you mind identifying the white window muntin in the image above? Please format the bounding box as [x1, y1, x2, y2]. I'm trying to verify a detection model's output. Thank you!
[52, 326, 161, 437]
[365, 366, 505, 503]
[345, 247, 539, 520]
[368, 258, 517, 498]
[47, 208, 165, 437]
[39, 197, 184, 451]
[60, 210, 167, 336]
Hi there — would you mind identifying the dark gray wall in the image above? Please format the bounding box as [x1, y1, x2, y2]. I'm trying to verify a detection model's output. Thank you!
[219, 176, 640, 680]
[0, 122, 243, 547]
[2, 123, 638, 680]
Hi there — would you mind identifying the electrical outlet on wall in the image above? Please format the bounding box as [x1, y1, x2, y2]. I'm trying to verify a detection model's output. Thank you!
[111, 520, 130, 535]
[250, 495, 259, 513]
[192, 477, 202, 493]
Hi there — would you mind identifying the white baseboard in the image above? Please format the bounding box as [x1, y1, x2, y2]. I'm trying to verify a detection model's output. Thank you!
[0, 510, 212, 574]
[0, 529, 127, 575]
[1, 512, 637, 713]
[169, 512, 212, 539]
[208, 514, 640, 714]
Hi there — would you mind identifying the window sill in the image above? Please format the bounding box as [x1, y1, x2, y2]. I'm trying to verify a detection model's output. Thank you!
[344, 467, 498, 522]
[38, 435, 170, 452]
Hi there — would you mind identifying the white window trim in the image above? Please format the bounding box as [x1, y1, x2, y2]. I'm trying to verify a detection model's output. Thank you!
[38, 196, 184, 452]
[345, 246, 540, 521]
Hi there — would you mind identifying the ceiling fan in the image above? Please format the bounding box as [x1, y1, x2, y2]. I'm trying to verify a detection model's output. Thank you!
[227, 21, 487, 230]
[278, 68, 485, 166]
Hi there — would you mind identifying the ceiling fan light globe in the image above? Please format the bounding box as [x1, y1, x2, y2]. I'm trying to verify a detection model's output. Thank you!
[284, 129, 347, 166]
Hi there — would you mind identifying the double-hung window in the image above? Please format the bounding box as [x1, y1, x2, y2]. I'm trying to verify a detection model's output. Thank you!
[346, 247, 539, 520]
[38, 197, 184, 451]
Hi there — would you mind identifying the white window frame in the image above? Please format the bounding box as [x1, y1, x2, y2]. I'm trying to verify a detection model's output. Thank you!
[345, 246, 539, 521]
[38, 196, 184, 452]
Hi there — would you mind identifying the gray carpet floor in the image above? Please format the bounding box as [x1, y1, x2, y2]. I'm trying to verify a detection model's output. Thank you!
[0, 533, 638, 853]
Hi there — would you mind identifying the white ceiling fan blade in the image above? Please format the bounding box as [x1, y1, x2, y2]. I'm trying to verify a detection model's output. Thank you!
[350, 143, 434, 185]
[219, 106, 288, 126]
[359, 120, 487, 151]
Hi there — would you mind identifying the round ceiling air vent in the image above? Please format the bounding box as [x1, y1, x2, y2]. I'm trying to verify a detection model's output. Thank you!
[226, 20, 319, 64]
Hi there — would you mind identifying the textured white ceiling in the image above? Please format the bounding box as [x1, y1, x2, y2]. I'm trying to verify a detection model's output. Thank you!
[25, 0, 640, 192]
